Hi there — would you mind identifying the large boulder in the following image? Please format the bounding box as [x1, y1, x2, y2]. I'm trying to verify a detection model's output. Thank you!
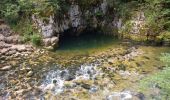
[43, 36, 59, 49]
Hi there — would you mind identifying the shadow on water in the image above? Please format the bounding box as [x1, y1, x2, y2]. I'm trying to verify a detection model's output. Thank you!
[58, 32, 119, 52]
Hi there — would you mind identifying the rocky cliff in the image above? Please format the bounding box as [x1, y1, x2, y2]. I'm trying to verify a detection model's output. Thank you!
[32, 0, 114, 48]
[32, 0, 145, 48]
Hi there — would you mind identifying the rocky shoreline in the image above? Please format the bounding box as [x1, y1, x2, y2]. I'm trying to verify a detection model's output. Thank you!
[0, 21, 167, 100]
[0, 22, 35, 71]
[0, 40, 164, 100]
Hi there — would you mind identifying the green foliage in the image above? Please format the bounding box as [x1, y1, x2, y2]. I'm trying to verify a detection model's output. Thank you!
[77, 0, 101, 10]
[10, 17, 33, 41]
[156, 31, 170, 42]
[115, 0, 140, 20]
[117, 0, 170, 41]
[11, 17, 42, 46]
[140, 53, 170, 99]
[119, 21, 133, 39]
[0, 0, 61, 22]
[0, 0, 19, 23]
[31, 34, 42, 46]
[144, 0, 170, 31]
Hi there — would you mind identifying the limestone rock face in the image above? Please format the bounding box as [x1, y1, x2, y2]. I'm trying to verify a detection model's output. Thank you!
[32, 0, 146, 48]
[69, 5, 81, 28]
[0, 24, 12, 37]
[130, 12, 146, 34]
[31, 0, 120, 48]
[32, 15, 55, 38]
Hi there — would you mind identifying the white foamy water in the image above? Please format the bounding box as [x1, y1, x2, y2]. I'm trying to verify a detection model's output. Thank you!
[40, 70, 68, 94]
[75, 63, 101, 80]
[40, 63, 102, 95]
[106, 91, 132, 100]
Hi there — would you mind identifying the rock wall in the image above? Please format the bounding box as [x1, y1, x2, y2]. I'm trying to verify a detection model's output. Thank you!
[32, 0, 146, 48]
[130, 12, 146, 34]
[32, 0, 121, 48]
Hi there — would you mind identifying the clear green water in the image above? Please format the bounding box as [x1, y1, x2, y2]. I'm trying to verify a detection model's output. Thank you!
[56, 32, 120, 55]
[58, 32, 118, 50]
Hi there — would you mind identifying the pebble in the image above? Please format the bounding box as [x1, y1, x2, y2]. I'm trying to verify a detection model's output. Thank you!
[27, 71, 34, 77]
[0, 65, 12, 71]
[81, 83, 91, 90]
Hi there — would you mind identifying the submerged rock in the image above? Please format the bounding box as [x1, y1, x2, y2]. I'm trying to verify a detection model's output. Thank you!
[81, 83, 91, 90]
[64, 75, 75, 81]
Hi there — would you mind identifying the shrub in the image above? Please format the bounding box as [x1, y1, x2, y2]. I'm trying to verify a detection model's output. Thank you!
[31, 34, 41, 46]
[0, 2, 20, 23]
[156, 31, 170, 44]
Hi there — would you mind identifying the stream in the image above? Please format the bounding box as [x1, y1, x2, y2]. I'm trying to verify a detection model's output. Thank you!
[0, 33, 170, 100]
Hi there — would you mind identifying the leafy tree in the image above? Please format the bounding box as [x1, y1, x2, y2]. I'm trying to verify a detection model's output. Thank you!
[0, 0, 60, 22]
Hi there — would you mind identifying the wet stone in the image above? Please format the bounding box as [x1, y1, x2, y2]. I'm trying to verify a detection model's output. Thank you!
[64, 75, 75, 81]
[106, 91, 132, 100]
[0, 65, 12, 71]
[142, 56, 150, 60]
[135, 92, 145, 100]
[136, 61, 145, 67]
[89, 86, 98, 93]
[27, 71, 34, 77]
[81, 83, 91, 90]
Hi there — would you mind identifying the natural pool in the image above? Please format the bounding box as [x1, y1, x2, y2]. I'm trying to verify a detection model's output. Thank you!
[0, 32, 170, 100]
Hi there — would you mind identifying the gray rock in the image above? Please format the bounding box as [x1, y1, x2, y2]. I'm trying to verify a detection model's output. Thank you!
[0, 24, 12, 36]
[51, 36, 59, 46]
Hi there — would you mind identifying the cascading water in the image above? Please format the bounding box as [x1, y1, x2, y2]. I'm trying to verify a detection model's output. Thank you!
[40, 62, 102, 95]
[40, 70, 68, 94]
[39, 60, 135, 100]
[75, 63, 101, 80]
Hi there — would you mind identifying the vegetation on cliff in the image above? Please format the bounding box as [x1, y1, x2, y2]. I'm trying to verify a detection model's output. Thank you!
[0, 0, 170, 44]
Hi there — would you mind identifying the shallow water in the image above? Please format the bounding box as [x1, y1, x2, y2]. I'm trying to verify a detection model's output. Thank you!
[0, 33, 170, 99]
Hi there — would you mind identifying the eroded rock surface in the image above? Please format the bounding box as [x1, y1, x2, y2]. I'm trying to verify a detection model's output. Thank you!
[31, 0, 124, 48]
[0, 22, 34, 67]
